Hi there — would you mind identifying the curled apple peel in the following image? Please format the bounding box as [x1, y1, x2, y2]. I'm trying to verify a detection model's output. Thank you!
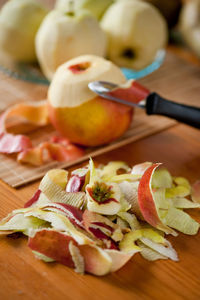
[0, 100, 84, 165]
[138, 163, 176, 235]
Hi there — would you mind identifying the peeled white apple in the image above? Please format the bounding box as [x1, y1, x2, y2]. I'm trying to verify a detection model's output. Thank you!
[0, 0, 47, 62]
[35, 9, 107, 80]
[48, 55, 133, 147]
[179, 0, 200, 58]
[48, 55, 126, 108]
[55, 0, 114, 20]
[101, 0, 168, 70]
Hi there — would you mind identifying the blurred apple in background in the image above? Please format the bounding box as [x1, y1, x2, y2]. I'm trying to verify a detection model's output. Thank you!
[55, 0, 114, 20]
[101, 0, 168, 70]
[179, 0, 200, 58]
[36, 8, 107, 80]
[48, 55, 133, 146]
[0, 0, 48, 62]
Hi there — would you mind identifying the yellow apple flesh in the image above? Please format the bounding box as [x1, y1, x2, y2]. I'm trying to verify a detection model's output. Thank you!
[36, 9, 107, 80]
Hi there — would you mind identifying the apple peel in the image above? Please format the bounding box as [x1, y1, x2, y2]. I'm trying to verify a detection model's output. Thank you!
[0, 100, 48, 154]
[0, 213, 47, 236]
[105, 249, 135, 273]
[137, 240, 168, 261]
[119, 228, 164, 253]
[171, 198, 200, 209]
[18, 139, 84, 166]
[107, 80, 150, 106]
[39, 169, 86, 208]
[140, 238, 178, 261]
[152, 168, 173, 189]
[100, 161, 131, 181]
[117, 212, 141, 231]
[83, 210, 123, 243]
[138, 163, 176, 235]
[0, 159, 200, 275]
[131, 162, 153, 176]
[28, 229, 77, 268]
[161, 207, 200, 235]
[0, 101, 84, 165]
[118, 181, 141, 217]
[191, 180, 200, 203]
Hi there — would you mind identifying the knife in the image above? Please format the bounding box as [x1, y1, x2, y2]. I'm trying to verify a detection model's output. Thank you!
[88, 80, 200, 129]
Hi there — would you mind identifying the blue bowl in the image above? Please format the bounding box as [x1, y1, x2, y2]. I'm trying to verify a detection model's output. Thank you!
[0, 49, 166, 85]
[121, 49, 166, 80]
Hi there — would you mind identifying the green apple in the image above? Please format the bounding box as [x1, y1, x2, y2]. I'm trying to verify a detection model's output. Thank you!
[101, 0, 168, 70]
[0, 0, 48, 62]
[179, 0, 200, 58]
[35, 9, 107, 80]
[55, 0, 114, 20]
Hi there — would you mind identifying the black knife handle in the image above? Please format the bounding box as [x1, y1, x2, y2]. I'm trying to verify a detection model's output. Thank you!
[146, 92, 200, 129]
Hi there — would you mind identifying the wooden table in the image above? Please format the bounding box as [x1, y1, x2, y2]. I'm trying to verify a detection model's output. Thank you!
[1, 49, 200, 299]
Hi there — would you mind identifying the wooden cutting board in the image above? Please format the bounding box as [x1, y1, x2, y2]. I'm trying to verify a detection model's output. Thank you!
[0, 52, 200, 187]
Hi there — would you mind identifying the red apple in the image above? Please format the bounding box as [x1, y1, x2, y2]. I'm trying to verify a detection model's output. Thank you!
[48, 55, 133, 147]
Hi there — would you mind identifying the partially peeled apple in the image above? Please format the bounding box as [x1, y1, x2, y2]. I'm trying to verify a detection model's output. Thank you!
[48, 55, 133, 147]
[101, 0, 168, 69]
[35, 9, 107, 80]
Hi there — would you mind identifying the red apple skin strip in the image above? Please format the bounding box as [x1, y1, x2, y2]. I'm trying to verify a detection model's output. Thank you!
[78, 244, 111, 276]
[0, 101, 49, 153]
[0, 132, 32, 153]
[105, 249, 135, 273]
[66, 175, 85, 192]
[28, 229, 75, 268]
[18, 141, 84, 166]
[108, 79, 150, 105]
[191, 180, 200, 203]
[24, 190, 42, 208]
[29, 229, 112, 275]
[42, 203, 84, 229]
[0, 101, 84, 165]
[82, 210, 118, 249]
[138, 163, 175, 235]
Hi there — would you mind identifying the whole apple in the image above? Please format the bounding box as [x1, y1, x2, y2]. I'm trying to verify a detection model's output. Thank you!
[101, 0, 168, 70]
[48, 55, 133, 147]
[35, 9, 107, 80]
[55, 0, 114, 20]
[0, 0, 47, 62]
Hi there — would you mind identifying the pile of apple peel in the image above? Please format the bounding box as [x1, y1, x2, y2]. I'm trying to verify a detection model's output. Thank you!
[0, 159, 200, 276]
